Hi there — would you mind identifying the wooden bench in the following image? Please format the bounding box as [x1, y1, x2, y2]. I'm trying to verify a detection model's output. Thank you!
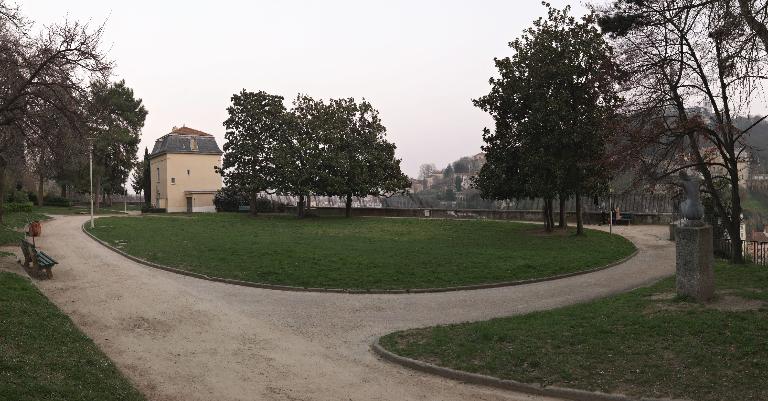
[613, 212, 634, 226]
[20, 240, 58, 279]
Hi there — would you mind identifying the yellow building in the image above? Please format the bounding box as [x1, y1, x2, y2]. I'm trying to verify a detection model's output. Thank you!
[149, 126, 223, 212]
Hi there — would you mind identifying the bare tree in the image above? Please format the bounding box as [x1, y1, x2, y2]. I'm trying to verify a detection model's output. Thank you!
[419, 163, 436, 180]
[599, 0, 767, 262]
[0, 1, 110, 222]
[736, 0, 768, 52]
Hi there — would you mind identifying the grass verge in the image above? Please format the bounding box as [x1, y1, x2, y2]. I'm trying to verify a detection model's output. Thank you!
[86, 214, 635, 290]
[32, 205, 138, 216]
[0, 272, 146, 401]
[380, 263, 768, 401]
[0, 212, 49, 246]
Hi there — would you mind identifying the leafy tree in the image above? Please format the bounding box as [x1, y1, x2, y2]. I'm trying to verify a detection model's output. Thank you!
[452, 158, 470, 174]
[443, 164, 454, 178]
[274, 94, 326, 218]
[131, 147, 151, 203]
[444, 188, 456, 201]
[219, 90, 289, 215]
[322, 98, 409, 217]
[474, 3, 622, 234]
[220, 90, 408, 219]
[89, 80, 146, 208]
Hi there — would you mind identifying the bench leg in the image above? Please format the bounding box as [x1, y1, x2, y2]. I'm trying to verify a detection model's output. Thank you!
[45, 268, 52, 279]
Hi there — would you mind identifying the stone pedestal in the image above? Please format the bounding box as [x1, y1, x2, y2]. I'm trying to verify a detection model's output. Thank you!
[675, 224, 714, 301]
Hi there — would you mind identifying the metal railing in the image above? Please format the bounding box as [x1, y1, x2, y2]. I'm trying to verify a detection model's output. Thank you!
[254, 192, 677, 213]
[716, 239, 768, 266]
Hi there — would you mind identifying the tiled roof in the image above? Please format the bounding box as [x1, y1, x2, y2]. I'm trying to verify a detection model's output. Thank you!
[171, 126, 212, 136]
[150, 126, 222, 157]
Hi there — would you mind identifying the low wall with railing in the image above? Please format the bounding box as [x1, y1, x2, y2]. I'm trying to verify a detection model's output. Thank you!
[284, 206, 674, 225]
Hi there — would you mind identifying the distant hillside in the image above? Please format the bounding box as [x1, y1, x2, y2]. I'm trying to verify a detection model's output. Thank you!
[741, 116, 768, 172]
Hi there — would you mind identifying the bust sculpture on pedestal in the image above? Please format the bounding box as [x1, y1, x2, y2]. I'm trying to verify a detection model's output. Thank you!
[674, 170, 714, 301]
[679, 171, 704, 224]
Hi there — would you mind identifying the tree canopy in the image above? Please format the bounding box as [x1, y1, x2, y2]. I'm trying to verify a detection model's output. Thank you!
[474, 3, 623, 233]
[88, 79, 147, 207]
[219, 90, 409, 218]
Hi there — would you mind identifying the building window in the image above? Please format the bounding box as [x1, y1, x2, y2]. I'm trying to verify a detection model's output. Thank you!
[171, 177, 176, 184]
[156, 167, 160, 182]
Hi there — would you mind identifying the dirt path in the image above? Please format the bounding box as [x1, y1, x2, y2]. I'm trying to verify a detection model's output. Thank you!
[19, 216, 673, 401]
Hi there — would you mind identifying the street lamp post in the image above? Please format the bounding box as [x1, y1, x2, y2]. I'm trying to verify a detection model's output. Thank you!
[89, 139, 94, 229]
[609, 187, 613, 235]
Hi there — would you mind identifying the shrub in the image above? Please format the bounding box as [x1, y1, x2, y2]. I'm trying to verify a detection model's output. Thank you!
[141, 206, 166, 213]
[252, 197, 287, 213]
[253, 197, 273, 212]
[27, 191, 38, 205]
[43, 195, 72, 207]
[3, 202, 34, 213]
[5, 190, 29, 204]
[214, 187, 248, 212]
[213, 188, 288, 213]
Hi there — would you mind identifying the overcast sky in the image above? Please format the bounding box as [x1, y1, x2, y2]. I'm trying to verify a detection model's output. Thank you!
[22, 0, 589, 177]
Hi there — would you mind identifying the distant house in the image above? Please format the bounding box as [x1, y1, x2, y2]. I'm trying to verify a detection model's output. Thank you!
[149, 126, 223, 213]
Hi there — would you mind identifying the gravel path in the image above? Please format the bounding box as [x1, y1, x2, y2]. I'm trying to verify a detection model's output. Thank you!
[19, 216, 673, 401]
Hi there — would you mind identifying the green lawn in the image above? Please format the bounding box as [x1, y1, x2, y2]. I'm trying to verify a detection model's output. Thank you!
[380, 263, 768, 401]
[0, 212, 49, 246]
[0, 271, 146, 401]
[85, 214, 635, 290]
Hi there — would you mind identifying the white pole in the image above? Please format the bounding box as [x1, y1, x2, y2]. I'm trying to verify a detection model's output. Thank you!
[89, 140, 94, 229]
[609, 190, 613, 235]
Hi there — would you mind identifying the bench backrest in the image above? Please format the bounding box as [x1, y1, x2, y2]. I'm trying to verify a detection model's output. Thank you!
[20, 240, 35, 258]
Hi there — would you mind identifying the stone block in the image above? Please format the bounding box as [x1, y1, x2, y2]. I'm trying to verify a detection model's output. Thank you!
[675, 224, 714, 301]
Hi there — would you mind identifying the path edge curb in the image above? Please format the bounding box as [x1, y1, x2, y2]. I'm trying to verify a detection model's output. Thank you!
[370, 339, 685, 401]
[81, 220, 639, 295]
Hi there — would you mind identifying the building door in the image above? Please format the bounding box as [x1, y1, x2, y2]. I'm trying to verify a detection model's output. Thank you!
[186, 197, 193, 213]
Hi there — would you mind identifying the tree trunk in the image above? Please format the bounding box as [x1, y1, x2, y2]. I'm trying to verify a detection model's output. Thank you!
[547, 198, 555, 231]
[297, 195, 305, 218]
[543, 198, 553, 232]
[575, 193, 584, 235]
[729, 172, 745, 263]
[249, 192, 258, 216]
[559, 196, 567, 229]
[738, 0, 768, 54]
[345, 194, 352, 218]
[306, 194, 311, 213]
[0, 162, 6, 224]
[37, 175, 44, 207]
[61, 184, 67, 199]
